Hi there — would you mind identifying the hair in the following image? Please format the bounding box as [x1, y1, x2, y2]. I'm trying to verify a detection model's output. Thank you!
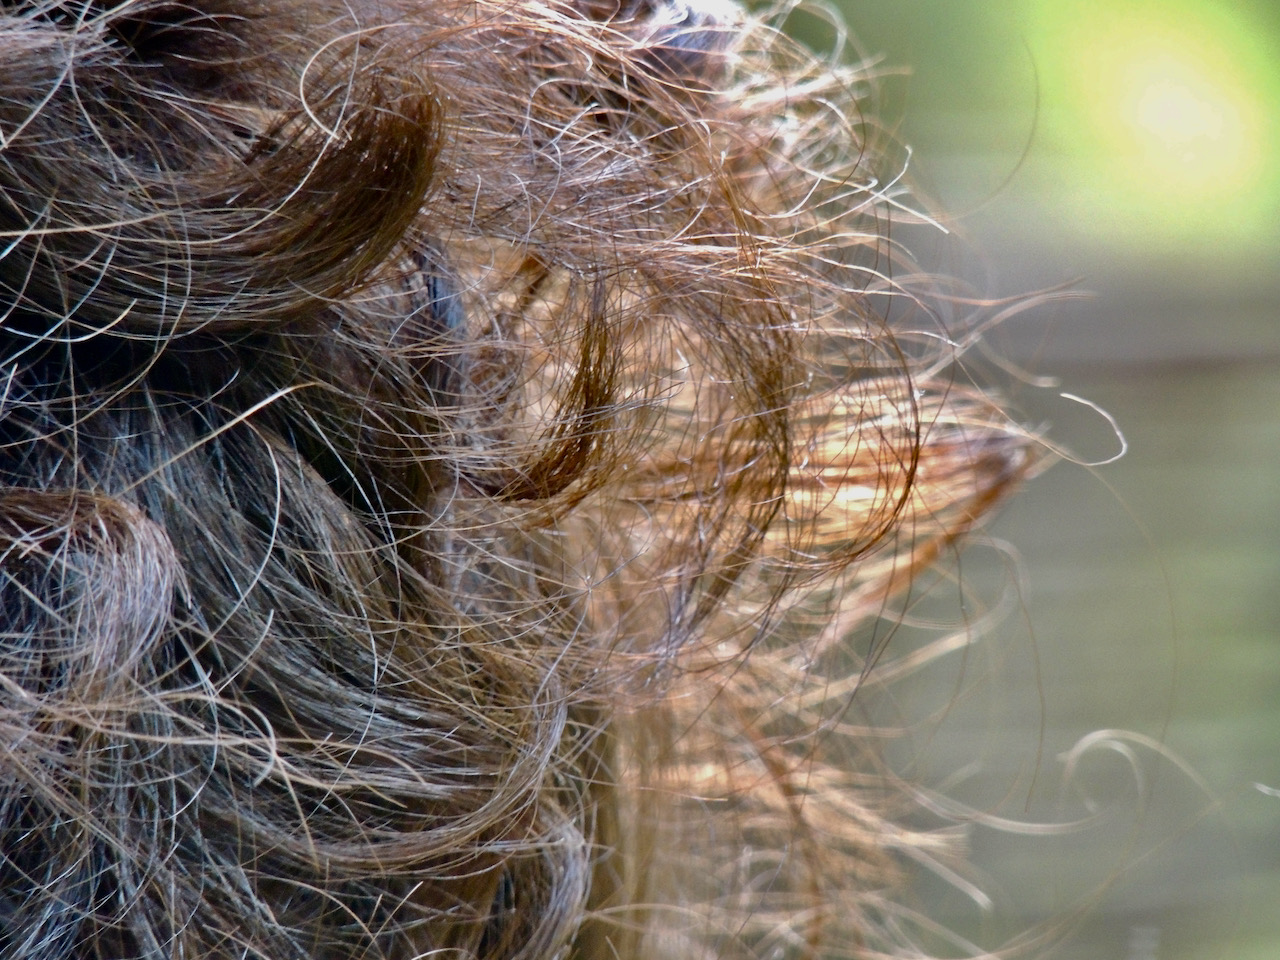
[0, 0, 1035, 957]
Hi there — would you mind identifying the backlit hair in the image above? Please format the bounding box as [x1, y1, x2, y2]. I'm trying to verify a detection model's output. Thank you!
[0, 1, 1032, 957]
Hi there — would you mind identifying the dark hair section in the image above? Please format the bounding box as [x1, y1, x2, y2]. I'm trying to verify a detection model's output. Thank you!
[0, 1, 1034, 957]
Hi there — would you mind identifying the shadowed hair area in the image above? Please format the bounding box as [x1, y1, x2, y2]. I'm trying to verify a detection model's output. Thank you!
[0, 0, 1035, 957]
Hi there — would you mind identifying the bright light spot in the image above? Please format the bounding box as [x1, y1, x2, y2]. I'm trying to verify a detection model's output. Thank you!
[1029, 1, 1280, 244]
[1134, 72, 1223, 147]
[1113, 46, 1257, 189]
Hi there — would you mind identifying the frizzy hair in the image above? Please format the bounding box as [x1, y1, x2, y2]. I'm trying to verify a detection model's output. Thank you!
[0, 0, 1034, 958]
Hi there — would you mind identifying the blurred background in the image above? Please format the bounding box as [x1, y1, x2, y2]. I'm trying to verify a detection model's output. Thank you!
[790, 1, 1279, 957]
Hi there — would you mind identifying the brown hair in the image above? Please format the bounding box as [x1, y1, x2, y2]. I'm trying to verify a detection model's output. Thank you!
[0, 0, 1032, 957]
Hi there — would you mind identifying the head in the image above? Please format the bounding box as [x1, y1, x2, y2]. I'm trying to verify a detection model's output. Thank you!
[0, 1, 1031, 957]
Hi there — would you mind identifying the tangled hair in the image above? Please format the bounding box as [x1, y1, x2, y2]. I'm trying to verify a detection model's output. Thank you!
[0, 0, 1036, 957]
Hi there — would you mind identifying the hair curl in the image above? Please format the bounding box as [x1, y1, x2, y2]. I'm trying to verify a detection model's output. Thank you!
[0, 0, 1033, 957]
